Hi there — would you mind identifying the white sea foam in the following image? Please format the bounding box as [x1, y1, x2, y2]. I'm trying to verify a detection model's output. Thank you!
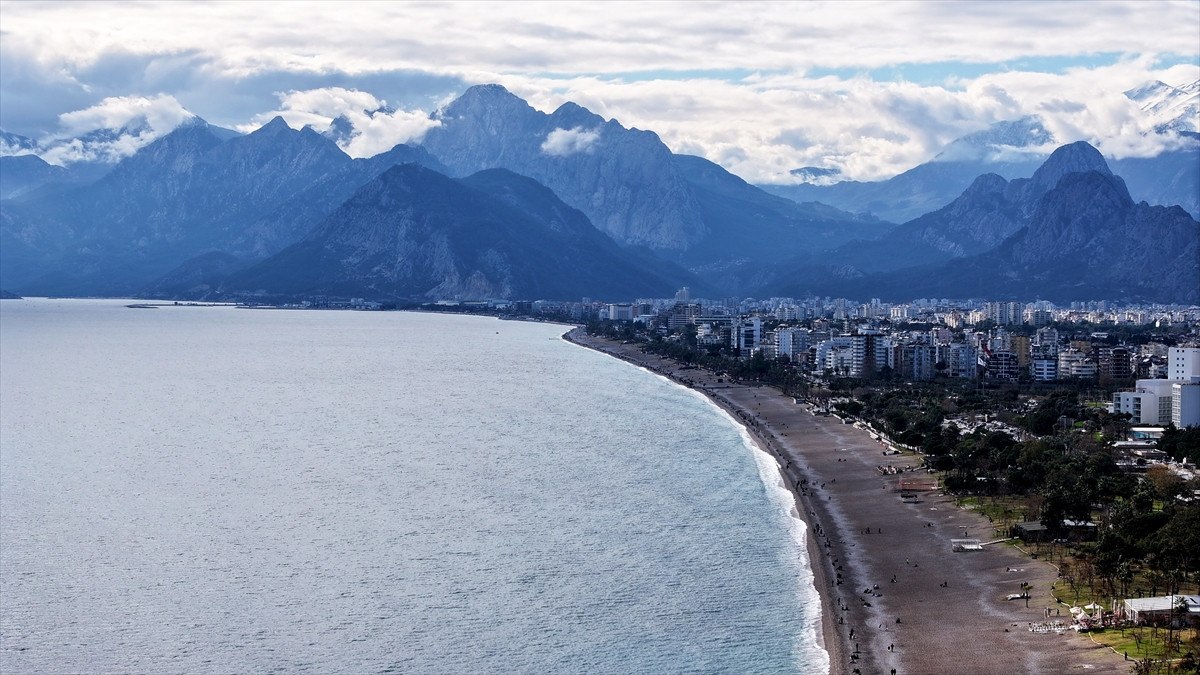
[558, 344, 830, 672]
[692, 391, 832, 675]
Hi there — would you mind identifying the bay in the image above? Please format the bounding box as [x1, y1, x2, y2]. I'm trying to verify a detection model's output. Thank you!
[0, 299, 825, 673]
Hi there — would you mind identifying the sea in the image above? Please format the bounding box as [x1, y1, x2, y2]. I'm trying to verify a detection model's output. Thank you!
[0, 298, 827, 674]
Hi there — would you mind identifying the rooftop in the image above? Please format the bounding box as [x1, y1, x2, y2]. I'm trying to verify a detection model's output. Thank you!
[1123, 595, 1200, 613]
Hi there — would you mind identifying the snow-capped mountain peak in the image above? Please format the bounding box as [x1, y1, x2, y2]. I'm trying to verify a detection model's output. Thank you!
[1124, 79, 1199, 133]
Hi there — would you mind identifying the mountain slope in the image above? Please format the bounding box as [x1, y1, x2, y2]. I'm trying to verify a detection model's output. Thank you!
[1125, 79, 1199, 134]
[224, 165, 696, 300]
[0, 154, 67, 199]
[761, 113, 1200, 221]
[759, 117, 1052, 222]
[0, 118, 450, 295]
[419, 84, 881, 273]
[772, 149, 1199, 303]
[772, 142, 1112, 280]
[1110, 137, 1200, 219]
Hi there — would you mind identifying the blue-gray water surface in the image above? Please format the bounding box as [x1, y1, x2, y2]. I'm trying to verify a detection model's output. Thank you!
[0, 299, 826, 673]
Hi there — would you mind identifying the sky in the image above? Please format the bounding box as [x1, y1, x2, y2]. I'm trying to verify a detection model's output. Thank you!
[1, 0, 1197, 182]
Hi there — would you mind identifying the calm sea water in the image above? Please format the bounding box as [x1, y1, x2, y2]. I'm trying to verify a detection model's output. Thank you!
[0, 299, 826, 674]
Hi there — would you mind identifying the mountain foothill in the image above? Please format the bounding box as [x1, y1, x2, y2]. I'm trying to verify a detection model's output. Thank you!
[1, 84, 1196, 304]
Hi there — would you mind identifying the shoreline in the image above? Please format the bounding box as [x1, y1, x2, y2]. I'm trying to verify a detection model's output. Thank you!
[564, 328, 1128, 675]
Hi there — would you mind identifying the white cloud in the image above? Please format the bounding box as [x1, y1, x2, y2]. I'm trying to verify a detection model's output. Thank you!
[497, 60, 1200, 182]
[342, 110, 440, 157]
[239, 87, 439, 157]
[3, 2, 1197, 78]
[54, 93, 191, 136]
[38, 94, 193, 165]
[1, 2, 1196, 178]
[540, 126, 600, 156]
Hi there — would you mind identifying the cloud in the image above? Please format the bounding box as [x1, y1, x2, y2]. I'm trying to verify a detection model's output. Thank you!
[239, 87, 441, 157]
[0, 2, 1196, 179]
[54, 93, 191, 136]
[540, 126, 600, 156]
[37, 94, 193, 165]
[2, 2, 1196, 78]
[499, 58, 1199, 182]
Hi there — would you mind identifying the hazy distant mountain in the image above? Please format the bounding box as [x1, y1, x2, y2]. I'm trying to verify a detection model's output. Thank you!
[882, 174, 1199, 303]
[761, 117, 1051, 222]
[6, 83, 1193, 304]
[0, 129, 38, 154]
[0, 154, 66, 199]
[0, 128, 113, 198]
[766, 141, 1111, 284]
[319, 114, 356, 146]
[419, 84, 881, 270]
[772, 143, 1199, 303]
[789, 166, 841, 184]
[762, 111, 1200, 221]
[0, 118, 244, 199]
[0, 117, 449, 295]
[1109, 135, 1200, 218]
[668, 154, 885, 264]
[223, 165, 698, 301]
[141, 251, 251, 300]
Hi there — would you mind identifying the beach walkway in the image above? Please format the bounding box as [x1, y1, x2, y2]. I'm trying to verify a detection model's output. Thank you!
[566, 330, 1127, 675]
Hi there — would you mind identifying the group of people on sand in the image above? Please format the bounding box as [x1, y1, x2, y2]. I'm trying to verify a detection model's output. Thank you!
[876, 464, 916, 475]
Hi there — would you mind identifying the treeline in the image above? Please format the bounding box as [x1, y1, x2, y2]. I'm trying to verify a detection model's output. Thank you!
[586, 320, 811, 397]
[840, 377, 1199, 591]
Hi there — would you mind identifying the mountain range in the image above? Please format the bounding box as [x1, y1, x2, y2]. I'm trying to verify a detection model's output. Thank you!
[1125, 79, 1200, 135]
[760, 109, 1200, 223]
[1, 117, 449, 296]
[420, 85, 883, 266]
[218, 165, 697, 301]
[1, 84, 1197, 304]
[771, 143, 1199, 303]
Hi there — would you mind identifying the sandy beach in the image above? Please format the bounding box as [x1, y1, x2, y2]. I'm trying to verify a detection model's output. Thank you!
[566, 329, 1128, 675]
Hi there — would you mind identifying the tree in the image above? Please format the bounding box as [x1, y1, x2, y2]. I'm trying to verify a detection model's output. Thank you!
[1147, 465, 1185, 502]
[1158, 424, 1200, 465]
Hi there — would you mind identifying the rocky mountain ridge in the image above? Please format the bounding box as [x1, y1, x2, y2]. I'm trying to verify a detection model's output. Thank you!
[220, 165, 698, 301]
[771, 144, 1199, 303]
[0, 118, 448, 295]
[419, 84, 882, 266]
[760, 103, 1200, 222]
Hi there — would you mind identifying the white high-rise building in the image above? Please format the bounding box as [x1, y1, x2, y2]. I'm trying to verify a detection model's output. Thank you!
[735, 317, 762, 355]
[775, 328, 811, 361]
[947, 343, 978, 379]
[1114, 380, 1174, 425]
[1168, 347, 1200, 382]
[1112, 348, 1200, 427]
[1173, 382, 1200, 427]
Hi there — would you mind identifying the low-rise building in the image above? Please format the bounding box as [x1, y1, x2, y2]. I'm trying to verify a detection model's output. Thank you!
[1121, 595, 1200, 627]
